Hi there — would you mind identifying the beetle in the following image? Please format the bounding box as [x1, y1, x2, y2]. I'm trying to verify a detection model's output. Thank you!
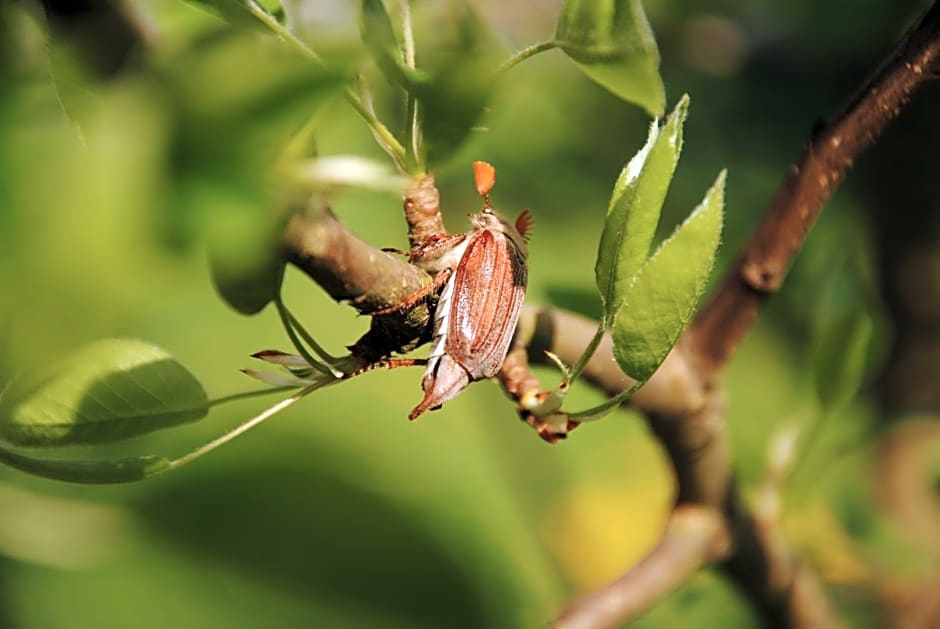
[376, 162, 532, 419]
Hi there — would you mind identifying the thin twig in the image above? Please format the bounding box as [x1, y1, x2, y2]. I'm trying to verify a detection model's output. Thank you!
[400, 0, 422, 171]
[499, 40, 559, 74]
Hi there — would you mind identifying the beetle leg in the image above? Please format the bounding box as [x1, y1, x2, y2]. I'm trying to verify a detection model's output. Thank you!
[381, 247, 410, 256]
[409, 233, 466, 262]
[345, 357, 428, 378]
[369, 267, 453, 316]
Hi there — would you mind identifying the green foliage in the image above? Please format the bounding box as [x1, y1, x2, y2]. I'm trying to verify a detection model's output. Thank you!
[166, 31, 345, 179]
[411, 7, 501, 168]
[359, 0, 428, 90]
[612, 171, 724, 381]
[595, 95, 688, 323]
[184, 0, 282, 30]
[560, 96, 721, 418]
[357, 2, 503, 169]
[164, 31, 343, 312]
[555, 0, 665, 116]
[0, 339, 208, 447]
[206, 186, 287, 315]
[0, 449, 170, 484]
[813, 311, 873, 416]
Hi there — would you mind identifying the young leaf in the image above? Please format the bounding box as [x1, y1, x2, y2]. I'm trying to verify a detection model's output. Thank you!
[813, 311, 873, 416]
[0, 339, 209, 447]
[0, 446, 171, 484]
[595, 95, 688, 323]
[359, 0, 428, 89]
[555, 0, 666, 116]
[612, 170, 725, 381]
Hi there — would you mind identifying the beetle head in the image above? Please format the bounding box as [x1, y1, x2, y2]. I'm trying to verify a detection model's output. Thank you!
[469, 209, 528, 255]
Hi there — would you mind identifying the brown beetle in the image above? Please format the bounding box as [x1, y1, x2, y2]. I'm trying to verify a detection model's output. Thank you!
[380, 162, 532, 419]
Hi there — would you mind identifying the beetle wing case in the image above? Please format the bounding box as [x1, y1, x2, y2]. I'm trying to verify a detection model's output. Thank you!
[449, 230, 527, 378]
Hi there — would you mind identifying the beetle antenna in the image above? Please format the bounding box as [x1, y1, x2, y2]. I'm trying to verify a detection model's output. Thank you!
[472, 161, 496, 210]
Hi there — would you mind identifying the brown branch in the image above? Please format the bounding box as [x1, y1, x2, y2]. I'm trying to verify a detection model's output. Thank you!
[511, 306, 842, 628]
[279, 177, 454, 362]
[282, 204, 434, 362]
[554, 506, 730, 629]
[403, 174, 447, 249]
[690, 1, 940, 375]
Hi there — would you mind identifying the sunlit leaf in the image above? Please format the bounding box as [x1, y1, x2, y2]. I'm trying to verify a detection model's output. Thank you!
[595, 95, 688, 323]
[612, 170, 725, 381]
[0, 339, 209, 447]
[813, 311, 873, 415]
[0, 446, 171, 484]
[359, 0, 429, 89]
[555, 0, 665, 116]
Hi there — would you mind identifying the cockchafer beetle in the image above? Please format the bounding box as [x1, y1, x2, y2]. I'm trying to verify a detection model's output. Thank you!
[376, 162, 532, 419]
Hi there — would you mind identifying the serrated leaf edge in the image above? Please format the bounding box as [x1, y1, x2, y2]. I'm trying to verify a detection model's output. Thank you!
[612, 169, 726, 380]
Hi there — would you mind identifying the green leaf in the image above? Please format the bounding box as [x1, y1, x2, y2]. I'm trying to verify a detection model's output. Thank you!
[612, 170, 725, 381]
[0, 445, 171, 484]
[555, 0, 665, 116]
[813, 311, 873, 415]
[169, 34, 346, 177]
[207, 184, 287, 315]
[210, 241, 285, 315]
[152, 29, 344, 256]
[595, 95, 688, 323]
[185, 0, 282, 30]
[0, 339, 209, 447]
[417, 6, 501, 167]
[359, 0, 429, 89]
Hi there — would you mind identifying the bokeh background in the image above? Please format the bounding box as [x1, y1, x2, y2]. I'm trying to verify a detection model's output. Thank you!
[1, 0, 938, 627]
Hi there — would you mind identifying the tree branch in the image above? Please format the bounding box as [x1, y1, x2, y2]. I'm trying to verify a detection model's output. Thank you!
[510, 306, 843, 628]
[690, 0, 940, 375]
[554, 506, 730, 629]
[282, 203, 434, 362]
[403, 174, 446, 250]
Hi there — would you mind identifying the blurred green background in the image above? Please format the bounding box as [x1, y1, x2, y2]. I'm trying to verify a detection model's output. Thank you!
[1, 0, 938, 627]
